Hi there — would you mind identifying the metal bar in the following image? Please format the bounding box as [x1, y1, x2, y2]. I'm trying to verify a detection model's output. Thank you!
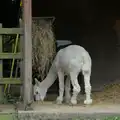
[0, 53, 21, 59]
[0, 24, 4, 103]
[0, 28, 23, 34]
[0, 78, 21, 84]
[32, 17, 56, 23]
[33, 16, 55, 19]
[22, 0, 33, 110]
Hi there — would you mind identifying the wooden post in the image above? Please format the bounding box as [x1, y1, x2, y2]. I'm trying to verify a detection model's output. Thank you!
[22, 0, 33, 110]
[19, 18, 24, 100]
[0, 24, 4, 103]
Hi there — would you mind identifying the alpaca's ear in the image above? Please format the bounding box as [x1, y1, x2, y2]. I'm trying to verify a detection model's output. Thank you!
[34, 78, 40, 86]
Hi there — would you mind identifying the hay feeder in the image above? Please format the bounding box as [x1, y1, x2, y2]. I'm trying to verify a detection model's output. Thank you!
[32, 17, 56, 81]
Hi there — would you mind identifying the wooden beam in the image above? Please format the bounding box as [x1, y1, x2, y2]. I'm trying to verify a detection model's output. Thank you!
[22, 0, 33, 110]
[0, 53, 21, 59]
[0, 78, 21, 84]
[0, 28, 23, 34]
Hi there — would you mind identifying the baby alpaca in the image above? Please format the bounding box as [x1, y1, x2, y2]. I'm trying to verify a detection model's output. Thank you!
[33, 45, 92, 105]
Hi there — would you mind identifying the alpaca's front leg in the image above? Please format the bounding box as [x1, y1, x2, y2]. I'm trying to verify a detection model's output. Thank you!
[56, 70, 64, 104]
[65, 76, 71, 104]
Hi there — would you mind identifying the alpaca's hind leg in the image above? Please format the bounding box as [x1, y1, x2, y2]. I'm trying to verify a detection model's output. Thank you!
[70, 72, 80, 105]
[65, 76, 71, 104]
[82, 70, 92, 105]
[56, 70, 64, 104]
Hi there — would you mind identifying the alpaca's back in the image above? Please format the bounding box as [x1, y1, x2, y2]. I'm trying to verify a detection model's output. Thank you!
[55, 45, 91, 74]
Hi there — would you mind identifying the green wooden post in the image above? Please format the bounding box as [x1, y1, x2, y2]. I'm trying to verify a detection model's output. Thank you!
[0, 23, 4, 103]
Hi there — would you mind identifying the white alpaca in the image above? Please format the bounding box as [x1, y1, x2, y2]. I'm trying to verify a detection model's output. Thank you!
[34, 45, 92, 105]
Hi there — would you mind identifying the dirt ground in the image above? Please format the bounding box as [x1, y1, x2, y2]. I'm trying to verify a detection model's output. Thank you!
[31, 102, 120, 114]
[1, 81, 120, 119]
[0, 101, 120, 120]
[30, 93, 120, 114]
[0, 93, 120, 120]
[0, 93, 120, 114]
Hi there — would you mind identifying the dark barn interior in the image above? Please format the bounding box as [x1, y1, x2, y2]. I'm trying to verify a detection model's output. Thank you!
[0, 0, 120, 94]
[33, 0, 120, 92]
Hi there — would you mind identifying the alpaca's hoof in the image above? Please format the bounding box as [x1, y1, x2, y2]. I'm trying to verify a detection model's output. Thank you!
[84, 99, 92, 105]
[55, 97, 63, 105]
[64, 97, 71, 104]
[56, 100, 62, 105]
[70, 98, 77, 105]
[65, 99, 71, 104]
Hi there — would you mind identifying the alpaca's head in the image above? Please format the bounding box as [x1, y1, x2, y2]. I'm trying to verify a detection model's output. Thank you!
[33, 78, 47, 101]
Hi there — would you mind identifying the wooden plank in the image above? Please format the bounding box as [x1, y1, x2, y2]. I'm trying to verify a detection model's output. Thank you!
[0, 28, 23, 34]
[0, 78, 21, 84]
[0, 24, 4, 103]
[0, 53, 21, 59]
[0, 114, 13, 120]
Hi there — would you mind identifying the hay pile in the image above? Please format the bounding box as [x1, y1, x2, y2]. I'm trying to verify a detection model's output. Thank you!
[93, 80, 120, 104]
[32, 18, 56, 81]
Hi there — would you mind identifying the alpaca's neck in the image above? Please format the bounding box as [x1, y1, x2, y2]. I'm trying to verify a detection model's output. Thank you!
[40, 63, 57, 90]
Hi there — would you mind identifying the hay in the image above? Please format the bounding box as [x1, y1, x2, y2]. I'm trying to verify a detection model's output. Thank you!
[93, 80, 120, 104]
[32, 18, 56, 81]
